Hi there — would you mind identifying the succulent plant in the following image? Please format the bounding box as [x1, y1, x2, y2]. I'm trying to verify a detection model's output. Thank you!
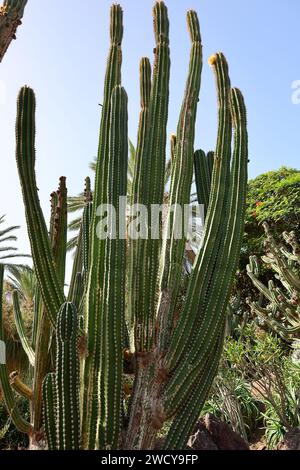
[0, 1, 248, 450]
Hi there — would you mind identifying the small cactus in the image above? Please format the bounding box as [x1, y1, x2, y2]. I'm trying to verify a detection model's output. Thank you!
[247, 223, 300, 339]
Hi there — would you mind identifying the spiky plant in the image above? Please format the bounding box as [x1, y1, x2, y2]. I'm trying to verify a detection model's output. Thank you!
[0, 2, 248, 450]
[247, 223, 300, 340]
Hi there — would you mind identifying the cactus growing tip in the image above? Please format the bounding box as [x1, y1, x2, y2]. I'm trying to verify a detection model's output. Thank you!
[208, 54, 217, 66]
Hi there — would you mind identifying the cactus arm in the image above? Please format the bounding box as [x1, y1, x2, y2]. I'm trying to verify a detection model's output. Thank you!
[250, 301, 300, 337]
[164, 87, 248, 413]
[68, 226, 83, 302]
[247, 273, 275, 303]
[82, 6, 123, 448]
[56, 302, 80, 450]
[164, 334, 223, 449]
[32, 179, 68, 433]
[70, 272, 83, 310]
[206, 150, 215, 178]
[164, 53, 232, 370]
[156, 10, 202, 353]
[32, 307, 51, 433]
[134, 0, 171, 352]
[0, 264, 33, 435]
[10, 370, 33, 400]
[12, 290, 35, 366]
[82, 202, 92, 287]
[50, 177, 67, 287]
[127, 57, 151, 348]
[92, 4, 123, 211]
[248, 224, 300, 340]
[98, 86, 128, 449]
[194, 149, 213, 217]
[42, 372, 57, 450]
[15, 86, 65, 326]
[68, 179, 91, 301]
[282, 231, 300, 263]
[0, 0, 27, 62]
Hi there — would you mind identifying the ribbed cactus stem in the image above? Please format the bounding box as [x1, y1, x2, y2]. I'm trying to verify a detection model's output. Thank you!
[170, 134, 177, 162]
[12, 290, 35, 366]
[207, 150, 214, 176]
[98, 86, 128, 449]
[56, 302, 80, 450]
[247, 223, 300, 339]
[164, 86, 248, 415]
[84, 176, 93, 203]
[82, 202, 92, 286]
[70, 272, 83, 310]
[83, 5, 124, 448]
[194, 149, 213, 217]
[10, 371, 33, 400]
[5, 2, 249, 452]
[164, 334, 224, 449]
[153, 0, 169, 44]
[157, 9, 202, 353]
[0, 264, 33, 435]
[127, 57, 151, 346]
[15, 86, 65, 326]
[50, 177, 68, 288]
[32, 178, 69, 435]
[92, 3, 123, 211]
[134, 0, 170, 352]
[42, 373, 57, 450]
[165, 52, 232, 372]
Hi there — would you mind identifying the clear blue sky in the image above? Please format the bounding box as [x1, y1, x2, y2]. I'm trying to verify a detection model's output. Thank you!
[1, 0, 299, 270]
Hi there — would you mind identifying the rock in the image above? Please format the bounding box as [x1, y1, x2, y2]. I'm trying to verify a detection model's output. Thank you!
[278, 429, 300, 450]
[204, 414, 250, 450]
[154, 437, 165, 450]
[188, 421, 218, 450]
[188, 414, 249, 450]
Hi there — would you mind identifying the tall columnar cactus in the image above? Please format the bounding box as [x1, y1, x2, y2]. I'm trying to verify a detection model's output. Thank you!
[194, 149, 214, 218]
[0, 0, 27, 62]
[0, 1, 248, 450]
[247, 223, 300, 339]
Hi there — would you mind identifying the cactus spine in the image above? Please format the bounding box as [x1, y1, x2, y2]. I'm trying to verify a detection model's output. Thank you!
[0, 2, 248, 450]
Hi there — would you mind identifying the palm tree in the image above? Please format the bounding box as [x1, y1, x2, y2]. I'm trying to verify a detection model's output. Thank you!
[7, 265, 36, 308]
[0, 215, 30, 266]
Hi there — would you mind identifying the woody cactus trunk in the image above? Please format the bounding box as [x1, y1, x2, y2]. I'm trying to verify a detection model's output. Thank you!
[0, 0, 27, 62]
[0, 2, 248, 450]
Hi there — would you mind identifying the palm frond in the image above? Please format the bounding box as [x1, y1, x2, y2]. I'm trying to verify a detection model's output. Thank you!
[0, 247, 18, 253]
[7, 266, 36, 305]
[0, 236, 18, 243]
[0, 226, 20, 238]
[0, 216, 30, 264]
[67, 236, 79, 253]
[0, 254, 30, 260]
[68, 217, 82, 232]
[89, 158, 97, 172]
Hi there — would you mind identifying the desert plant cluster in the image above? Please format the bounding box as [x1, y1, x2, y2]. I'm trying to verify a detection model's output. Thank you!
[0, 0, 299, 452]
